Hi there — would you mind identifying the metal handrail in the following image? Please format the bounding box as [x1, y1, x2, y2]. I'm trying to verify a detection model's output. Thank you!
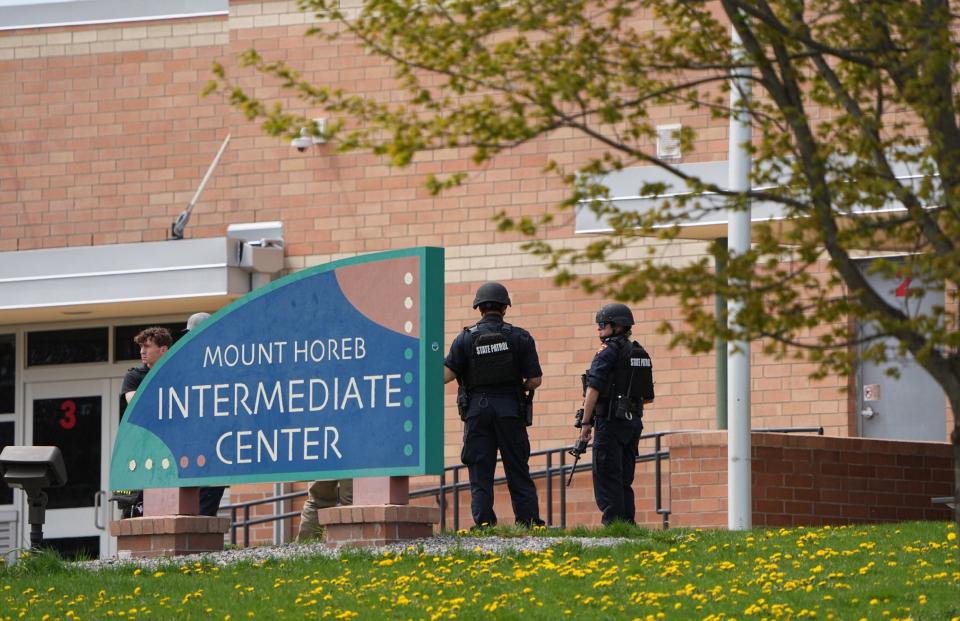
[225, 490, 305, 547]
[412, 440, 671, 531]
[410, 426, 822, 532]
[223, 426, 823, 544]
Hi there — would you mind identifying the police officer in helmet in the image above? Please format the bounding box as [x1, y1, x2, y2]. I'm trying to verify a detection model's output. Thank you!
[577, 303, 654, 525]
[443, 282, 545, 528]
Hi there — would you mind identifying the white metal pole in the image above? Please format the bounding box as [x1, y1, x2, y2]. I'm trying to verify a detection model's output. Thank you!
[727, 25, 753, 531]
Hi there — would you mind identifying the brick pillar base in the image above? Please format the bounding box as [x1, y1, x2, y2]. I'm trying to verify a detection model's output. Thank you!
[318, 505, 439, 548]
[109, 516, 230, 559]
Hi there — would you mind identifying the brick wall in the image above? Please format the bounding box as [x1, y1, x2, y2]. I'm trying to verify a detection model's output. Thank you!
[752, 433, 954, 526]
[0, 0, 866, 450]
[667, 431, 954, 528]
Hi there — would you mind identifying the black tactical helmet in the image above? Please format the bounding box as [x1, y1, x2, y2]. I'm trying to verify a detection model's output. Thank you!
[472, 282, 511, 309]
[596, 303, 635, 327]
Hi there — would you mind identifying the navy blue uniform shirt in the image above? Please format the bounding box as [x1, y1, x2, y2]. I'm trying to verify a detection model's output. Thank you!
[586, 336, 627, 394]
[445, 314, 542, 391]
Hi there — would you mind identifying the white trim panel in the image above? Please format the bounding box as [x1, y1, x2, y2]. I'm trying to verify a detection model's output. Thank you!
[0, 237, 249, 311]
[0, 0, 227, 31]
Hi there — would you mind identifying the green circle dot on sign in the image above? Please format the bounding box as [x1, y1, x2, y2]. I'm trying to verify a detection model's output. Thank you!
[404, 348, 413, 360]
[403, 420, 413, 432]
[403, 444, 413, 456]
[403, 396, 413, 408]
[404, 372, 413, 384]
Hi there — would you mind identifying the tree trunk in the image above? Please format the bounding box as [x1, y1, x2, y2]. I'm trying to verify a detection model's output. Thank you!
[948, 391, 960, 550]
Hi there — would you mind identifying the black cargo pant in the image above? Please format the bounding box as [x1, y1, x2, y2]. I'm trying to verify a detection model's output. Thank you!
[592, 414, 643, 525]
[200, 486, 226, 517]
[461, 393, 542, 527]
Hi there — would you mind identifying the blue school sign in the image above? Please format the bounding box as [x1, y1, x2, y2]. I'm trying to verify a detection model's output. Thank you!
[110, 247, 444, 489]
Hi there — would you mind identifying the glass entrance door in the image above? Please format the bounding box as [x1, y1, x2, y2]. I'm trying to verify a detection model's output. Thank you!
[24, 379, 114, 559]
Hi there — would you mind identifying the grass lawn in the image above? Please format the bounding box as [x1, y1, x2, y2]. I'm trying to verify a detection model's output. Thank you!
[0, 521, 956, 620]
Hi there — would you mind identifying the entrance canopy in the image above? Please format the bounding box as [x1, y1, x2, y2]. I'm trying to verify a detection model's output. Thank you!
[0, 224, 284, 326]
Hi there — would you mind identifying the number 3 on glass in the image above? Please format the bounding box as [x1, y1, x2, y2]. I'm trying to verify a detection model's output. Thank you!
[59, 399, 77, 430]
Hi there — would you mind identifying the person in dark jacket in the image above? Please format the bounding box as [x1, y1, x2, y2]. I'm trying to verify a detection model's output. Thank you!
[577, 303, 654, 525]
[115, 326, 173, 518]
[120, 326, 172, 406]
[444, 282, 544, 528]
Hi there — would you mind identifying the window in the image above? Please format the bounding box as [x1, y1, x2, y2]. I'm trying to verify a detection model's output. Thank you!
[32, 397, 100, 509]
[0, 334, 12, 413]
[0, 421, 13, 504]
[114, 323, 185, 362]
[0, 335, 14, 504]
[27, 328, 108, 366]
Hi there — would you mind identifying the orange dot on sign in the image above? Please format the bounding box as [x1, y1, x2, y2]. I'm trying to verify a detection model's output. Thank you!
[180, 456, 189, 468]
[196, 455, 206, 467]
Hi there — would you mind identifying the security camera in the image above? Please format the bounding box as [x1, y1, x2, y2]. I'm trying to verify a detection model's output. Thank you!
[291, 119, 328, 153]
[292, 128, 313, 153]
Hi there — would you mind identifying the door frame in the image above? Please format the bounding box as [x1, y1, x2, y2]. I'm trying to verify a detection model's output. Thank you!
[23, 378, 117, 558]
[854, 257, 947, 441]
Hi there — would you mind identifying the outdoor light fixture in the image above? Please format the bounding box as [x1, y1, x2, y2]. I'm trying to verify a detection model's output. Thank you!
[0, 445, 67, 550]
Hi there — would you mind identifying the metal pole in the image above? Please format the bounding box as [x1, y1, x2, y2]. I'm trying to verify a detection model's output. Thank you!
[243, 505, 250, 548]
[727, 24, 753, 531]
[559, 450, 567, 529]
[545, 452, 553, 526]
[654, 435, 663, 516]
[452, 468, 460, 532]
[439, 471, 447, 532]
[171, 134, 231, 239]
[188, 134, 231, 212]
[27, 490, 48, 551]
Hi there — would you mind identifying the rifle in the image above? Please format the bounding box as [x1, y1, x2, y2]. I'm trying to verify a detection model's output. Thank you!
[109, 489, 143, 519]
[566, 408, 589, 486]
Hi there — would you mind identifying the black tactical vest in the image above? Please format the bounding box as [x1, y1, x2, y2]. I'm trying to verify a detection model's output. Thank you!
[603, 337, 654, 419]
[462, 322, 520, 390]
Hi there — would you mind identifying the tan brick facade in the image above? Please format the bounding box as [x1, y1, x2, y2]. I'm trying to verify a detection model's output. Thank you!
[1, 1, 950, 545]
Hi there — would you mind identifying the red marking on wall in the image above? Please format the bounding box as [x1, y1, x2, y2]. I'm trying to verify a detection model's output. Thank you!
[895, 275, 912, 298]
